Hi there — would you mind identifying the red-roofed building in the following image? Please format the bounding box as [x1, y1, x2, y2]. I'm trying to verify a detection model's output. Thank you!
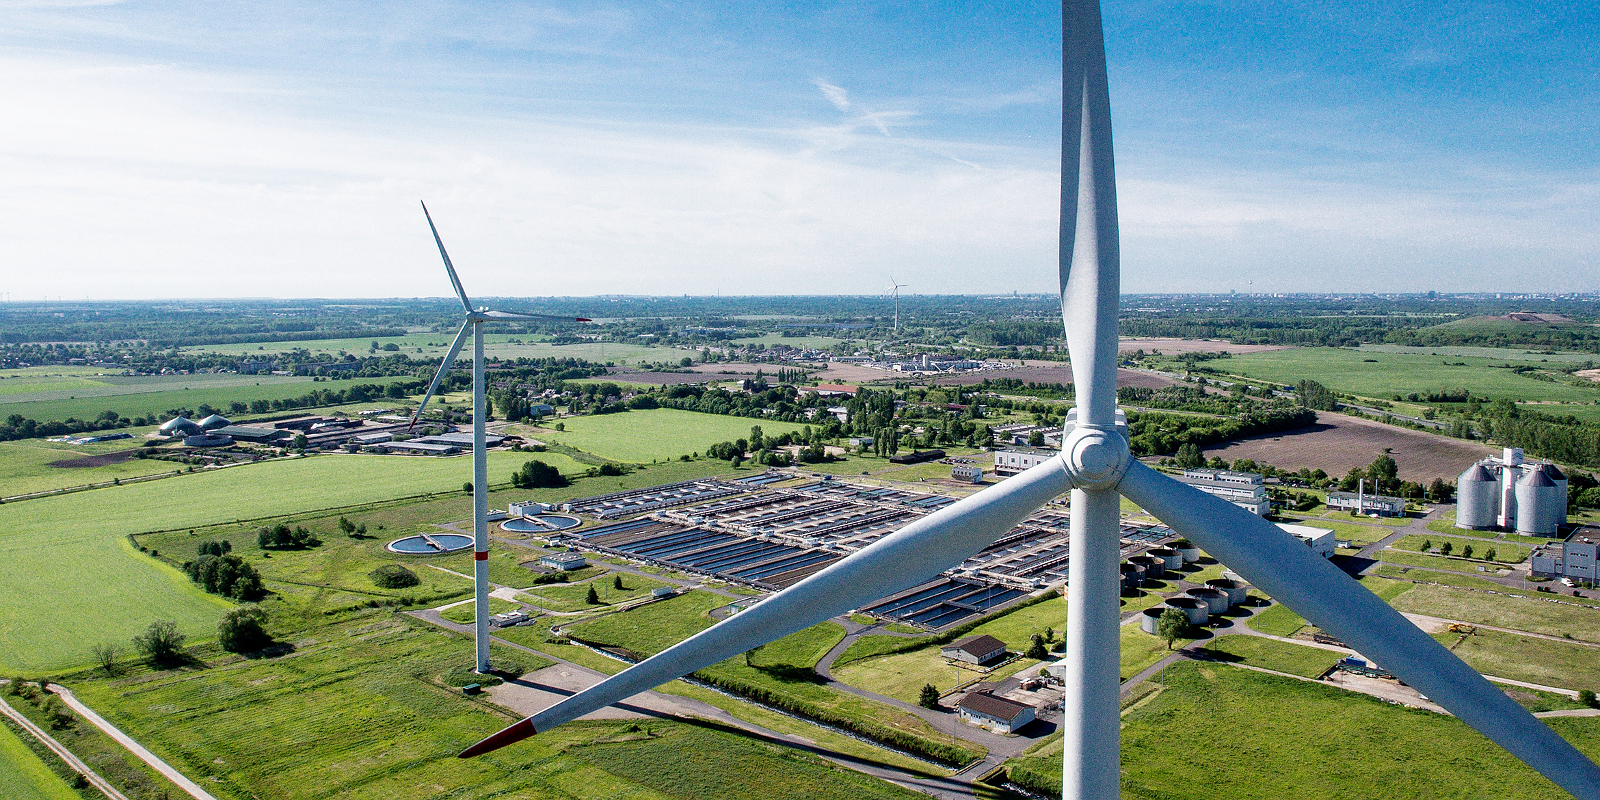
[807, 384, 859, 397]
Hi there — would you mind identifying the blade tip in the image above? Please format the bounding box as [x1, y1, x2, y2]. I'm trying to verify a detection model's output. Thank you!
[458, 719, 536, 758]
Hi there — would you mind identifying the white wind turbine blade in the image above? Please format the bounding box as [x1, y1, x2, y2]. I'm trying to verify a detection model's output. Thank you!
[1116, 460, 1600, 799]
[480, 310, 593, 322]
[409, 321, 471, 431]
[421, 201, 474, 313]
[458, 455, 1073, 757]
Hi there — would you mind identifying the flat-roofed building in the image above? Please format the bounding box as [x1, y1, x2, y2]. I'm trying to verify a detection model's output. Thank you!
[1327, 491, 1405, 517]
[994, 448, 1056, 477]
[1178, 469, 1269, 516]
[539, 552, 588, 571]
[1276, 523, 1336, 558]
[952, 463, 983, 483]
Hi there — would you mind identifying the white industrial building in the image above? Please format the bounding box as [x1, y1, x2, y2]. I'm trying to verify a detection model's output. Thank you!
[1276, 523, 1336, 559]
[994, 448, 1057, 477]
[539, 552, 588, 571]
[1177, 469, 1269, 516]
[951, 463, 984, 483]
[955, 691, 1036, 734]
[1457, 448, 1568, 537]
[1326, 490, 1406, 517]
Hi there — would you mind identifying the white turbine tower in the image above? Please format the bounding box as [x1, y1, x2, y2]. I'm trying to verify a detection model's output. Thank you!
[413, 201, 590, 675]
[453, 5, 1600, 798]
[888, 276, 908, 332]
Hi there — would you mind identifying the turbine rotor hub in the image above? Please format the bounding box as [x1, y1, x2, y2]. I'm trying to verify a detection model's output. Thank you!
[1061, 424, 1129, 492]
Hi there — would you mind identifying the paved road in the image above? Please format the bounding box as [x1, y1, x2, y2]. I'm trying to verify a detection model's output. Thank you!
[1, 684, 130, 800]
[48, 686, 221, 800]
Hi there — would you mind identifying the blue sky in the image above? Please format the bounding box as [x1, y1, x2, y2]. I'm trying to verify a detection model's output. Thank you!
[0, 0, 1594, 299]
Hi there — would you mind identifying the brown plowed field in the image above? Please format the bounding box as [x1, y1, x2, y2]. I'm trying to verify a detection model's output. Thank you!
[1197, 411, 1494, 482]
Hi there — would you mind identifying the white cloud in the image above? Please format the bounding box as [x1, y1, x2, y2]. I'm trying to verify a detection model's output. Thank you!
[814, 79, 850, 112]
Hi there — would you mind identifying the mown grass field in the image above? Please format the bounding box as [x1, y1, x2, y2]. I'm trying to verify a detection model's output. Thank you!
[531, 408, 811, 463]
[67, 612, 920, 800]
[440, 597, 521, 624]
[521, 571, 671, 612]
[0, 720, 79, 800]
[1114, 661, 1600, 799]
[1196, 634, 1340, 678]
[1391, 584, 1600, 643]
[1442, 629, 1600, 691]
[1216, 347, 1600, 403]
[1246, 576, 1412, 639]
[1391, 533, 1528, 562]
[0, 450, 724, 673]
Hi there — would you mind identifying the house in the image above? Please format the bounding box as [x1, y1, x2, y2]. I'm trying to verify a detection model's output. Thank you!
[808, 384, 859, 397]
[940, 634, 1008, 666]
[956, 691, 1036, 734]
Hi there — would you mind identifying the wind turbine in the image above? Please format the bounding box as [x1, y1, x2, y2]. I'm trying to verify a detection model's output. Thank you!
[412, 201, 590, 675]
[454, 5, 1600, 799]
[888, 275, 908, 332]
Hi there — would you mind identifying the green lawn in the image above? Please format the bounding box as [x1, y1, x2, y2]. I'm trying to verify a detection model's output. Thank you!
[565, 589, 725, 655]
[531, 409, 812, 463]
[1390, 533, 1528, 563]
[439, 597, 522, 624]
[1121, 624, 1186, 680]
[1391, 584, 1600, 643]
[1117, 660, 1600, 799]
[0, 449, 661, 673]
[0, 720, 79, 800]
[1444, 629, 1600, 692]
[3, 375, 413, 428]
[1371, 564, 1511, 591]
[1196, 634, 1340, 678]
[1214, 347, 1600, 404]
[520, 572, 671, 612]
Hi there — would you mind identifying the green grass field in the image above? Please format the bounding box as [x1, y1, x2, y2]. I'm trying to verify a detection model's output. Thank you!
[520, 572, 671, 612]
[1391, 584, 1600, 643]
[439, 597, 521, 624]
[531, 408, 812, 463]
[1444, 629, 1600, 691]
[1215, 347, 1600, 403]
[1390, 533, 1528, 562]
[0, 449, 699, 673]
[1116, 660, 1599, 799]
[0, 438, 179, 497]
[181, 332, 676, 366]
[0, 720, 79, 800]
[1196, 634, 1340, 678]
[3, 375, 412, 428]
[1356, 344, 1600, 363]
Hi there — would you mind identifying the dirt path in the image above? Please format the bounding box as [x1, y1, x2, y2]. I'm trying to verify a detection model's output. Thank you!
[0, 687, 130, 800]
[49, 686, 220, 800]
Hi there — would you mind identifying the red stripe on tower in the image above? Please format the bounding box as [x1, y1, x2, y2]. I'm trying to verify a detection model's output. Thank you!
[474, 551, 488, 561]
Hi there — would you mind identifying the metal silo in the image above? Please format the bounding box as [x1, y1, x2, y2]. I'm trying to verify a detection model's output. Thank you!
[1455, 463, 1500, 530]
[1516, 468, 1561, 537]
[1539, 463, 1569, 533]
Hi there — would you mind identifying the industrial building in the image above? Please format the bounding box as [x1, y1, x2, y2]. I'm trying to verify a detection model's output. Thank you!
[955, 691, 1036, 734]
[539, 552, 588, 571]
[1326, 490, 1406, 517]
[1457, 448, 1569, 537]
[1176, 468, 1269, 516]
[941, 634, 1008, 666]
[993, 448, 1056, 477]
[1276, 523, 1336, 559]
[951, 462, 984, 483]
[1527, 528, 1600, 582]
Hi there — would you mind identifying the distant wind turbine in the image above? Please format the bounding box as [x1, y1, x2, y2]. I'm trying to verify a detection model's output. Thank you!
[412, 201, 590, 674]
[888, 276, 908, 332]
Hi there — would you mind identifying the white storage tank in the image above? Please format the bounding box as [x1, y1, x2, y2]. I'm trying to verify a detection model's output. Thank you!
[1186, 587, 1229, 617]
[1516, 468, 1562, 537]
[1170, 539, 1202, 564]
[1455, 463, 1500, 530]
[1140, 607, 1164, 635]
[1165, 596, 1208, 626]
[1147, 547, 1184, 572]
[1205, 578, 1248, 607]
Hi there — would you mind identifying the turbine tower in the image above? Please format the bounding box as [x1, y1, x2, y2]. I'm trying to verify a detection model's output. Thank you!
[888, 276, 907, 332]
[453, 5, 1600, 799]
[412, 201, 589, 674]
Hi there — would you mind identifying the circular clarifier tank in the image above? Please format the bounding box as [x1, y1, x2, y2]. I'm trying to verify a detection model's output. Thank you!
[501, 515, 582, 534]
[386, 533, 474, 554]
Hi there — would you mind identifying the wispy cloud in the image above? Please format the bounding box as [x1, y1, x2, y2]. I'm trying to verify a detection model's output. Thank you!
[814, 79, 850, 112]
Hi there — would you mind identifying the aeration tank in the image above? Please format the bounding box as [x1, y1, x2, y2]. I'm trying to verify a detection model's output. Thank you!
[1139, 607, 1164, 635]
[1170, 539, 1202, 564]
[1129, 554, 1165, 579]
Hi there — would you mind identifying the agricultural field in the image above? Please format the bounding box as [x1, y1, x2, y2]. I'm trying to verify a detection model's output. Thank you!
[0, 450, 721, 673]
[0, 437, 178, 498]
[1218, 347, 1600, 404]
[1116, 660, 1600, 800]
[3, 374, 412, 428]
[0, 720, 79, 800]
[1198, 411, 1494, 482]
[1355, 344, 1600, 363]
[182, 332, 676, 367]
[529, 408, 811, 463]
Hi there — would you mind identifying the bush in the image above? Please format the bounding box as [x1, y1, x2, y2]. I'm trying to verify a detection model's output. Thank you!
[370, 564, 421, 589]
[132, 620, 188, 666]
[1581, 689, 1597, 709]
[918, 683, 941, 709]
[218, 605, 273, 653]
[597, 462, 627, 476]
[197, 539, 232, 557]
[183, 554, 266, 600]
[257, 523, 319, 550]
[511, 459, 568, 489]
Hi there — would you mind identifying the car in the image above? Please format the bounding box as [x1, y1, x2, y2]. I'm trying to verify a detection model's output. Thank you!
[1562, 578, 1576, 587]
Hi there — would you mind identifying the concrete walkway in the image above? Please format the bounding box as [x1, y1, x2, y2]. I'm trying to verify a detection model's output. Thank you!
[1, 685, 130, 800]
[49, 686, 220, 800]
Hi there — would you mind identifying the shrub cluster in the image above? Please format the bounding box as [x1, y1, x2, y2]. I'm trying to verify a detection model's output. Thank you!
[258, 523, 320, 549]
[183, 554, 266, 600]
[370, 564, 421, 589]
